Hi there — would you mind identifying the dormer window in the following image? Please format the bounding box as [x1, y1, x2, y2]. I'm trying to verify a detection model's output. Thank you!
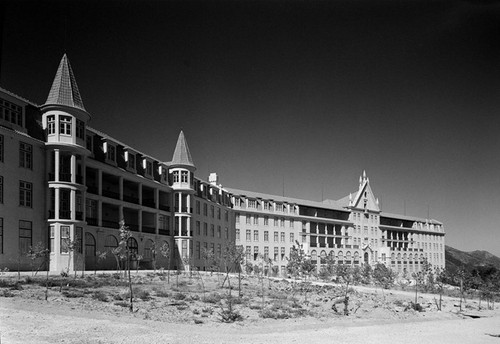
[160, 166, 167, 182]
[86, 134, 93, 152]
[105, 143, 115, 162]
[0, 98, 23, 126]
[248, 200, 256, 208]
[59, 116, 72, 135]
[127, 153, 135, 170]
[47, 115, 56, 135]
[76, 119, 85, 139]
[145, 161, 153, 176]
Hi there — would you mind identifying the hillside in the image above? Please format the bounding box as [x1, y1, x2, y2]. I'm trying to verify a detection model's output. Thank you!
[445, 245, 500, 272]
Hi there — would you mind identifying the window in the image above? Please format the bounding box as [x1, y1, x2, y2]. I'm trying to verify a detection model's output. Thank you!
[276, 203, 283, 212]
[246, 229, 251, 242]
[128, 153, 135, 169]
[0, 99, 22, 125]
[235, 212, 240, 223]
[225, 227, 228, 239]
[211, 224, 215, 237]
[104, 235, 118, 252]
[49, 225, 54, 252]
[47, 115, 56, 134]
[264, 216, 269, 226]
[274, 232, 278, 242]
[290, 219, 294, 228]
[280, 218, 285, 227]
[76, 227, 83, 253]
[127, 237, 138, 256]
[19, 181, 32, 207]
[264, 202, 269, 210]
[264, 231, 269, 242]
[196, 221, 201, 235]
[246, 246, 251, 260]
[86, 134, 93, 152]
[217, 208, 221, 220]
[203, 223, 208, 236]
[274, 218, 278, 226]
[106, 144, 115, 162]
[60, 226, 70, 253]
[181, 171, 188, 183]
[236, 228, 240, 241]
[59, 115, 72, 135]
[0, 176, 3, 203]
[146, 161, 153, 175]
[211, 205, 214, 218]
[0, 134, 3, 162]
[253, 215, 258, 225]
[281, 247, 285, 259]
[264, 246, 269, 260]
[0, 218, 3, 254]
[19, 142, 32, 169]
[274, 247, 279, 261]
[246, 215, 251, 224]
[203, 203, 208, 216]
[173, 171, 179, 183]
[76, 119, 85, 139]
[253, 230, 259, 241]
[225, 211, 229, 222]
[248, 200, 256, 208]
[290, 233, 294, 243]
[19, 220, 32, 253]
[281, 232, 285, 242]
[217, 226, 221, 238]
[196, 201, 200, 214]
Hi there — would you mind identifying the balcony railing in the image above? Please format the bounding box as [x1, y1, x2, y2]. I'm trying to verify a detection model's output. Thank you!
[60, 173, 71, 182]
[123, 195, 139, 204]
[159, 204, 170, 212]
[102, 189, 120, 199]
[102, 219, 120, 229]
[87, 186, 98, 195]
[59, 210, 71, 220]
[142, 199, 156, 208]
[142, 226, 156, 234]
[86, 217, 98, 226]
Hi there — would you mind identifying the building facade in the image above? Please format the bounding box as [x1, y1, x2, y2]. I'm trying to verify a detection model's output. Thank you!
[0, 55, 444, 274]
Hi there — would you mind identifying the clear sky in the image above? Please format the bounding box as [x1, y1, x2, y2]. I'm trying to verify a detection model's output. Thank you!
[1, 1, 499, 256]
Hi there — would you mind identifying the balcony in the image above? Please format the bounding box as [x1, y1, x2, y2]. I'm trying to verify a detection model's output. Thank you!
[86, 217, 98, 226]
[142, 226, 156, 234]
[159, 204, 170, 212]
[142, 199, 156, 208]
[60, 173, 71, 182]
[59, 210, 71, 220]
[158, 229, 170, 236]
[102, 220, 120, 229]
[102, 189, 120, 199]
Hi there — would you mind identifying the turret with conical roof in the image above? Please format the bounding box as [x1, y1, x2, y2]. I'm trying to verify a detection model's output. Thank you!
[170, 130, 195, 169]
[169, 130, 196, 272]
[41, 55, 89, 273]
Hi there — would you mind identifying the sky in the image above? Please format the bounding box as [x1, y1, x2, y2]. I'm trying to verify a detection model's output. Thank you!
[1, 0, 499, 256]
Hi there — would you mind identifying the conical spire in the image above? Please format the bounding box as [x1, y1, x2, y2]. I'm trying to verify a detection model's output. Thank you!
[171, 130, 195, 168]
[45, 54, 86, 111]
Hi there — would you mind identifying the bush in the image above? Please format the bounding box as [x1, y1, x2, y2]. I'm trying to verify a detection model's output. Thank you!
[173, 292, 187, 300]
[93, 291, 109, 302]
[114, 301, 129, 308]
[134, 287, 151, 301]
[203, 293, 221, 304]
[153, 287, 169, 298]
[219, 308, 242, 322]
[201, 306, 213, 314]
[62, 290, 85, 298]
[1, 289, 15, 297]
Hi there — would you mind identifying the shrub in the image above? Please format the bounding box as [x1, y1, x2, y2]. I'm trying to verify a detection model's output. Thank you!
[93, 291, 109, 302]
[194, 318, 204, 324]
[203, 293, 221, 304]
[134, 287, 151, 301]
[201, 306, 213, 314]
[114, 301, 129, 307]
[62, 290, 85, 298]
[1, 289, 15, 297]
[173, 292, 187, 300]
[153, 287, 169, 298]
[219, 308, 243, 322]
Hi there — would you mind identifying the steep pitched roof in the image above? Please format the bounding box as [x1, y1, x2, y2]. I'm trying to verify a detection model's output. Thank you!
[171, 130, 195, 167]
[45, 54, 86, 111]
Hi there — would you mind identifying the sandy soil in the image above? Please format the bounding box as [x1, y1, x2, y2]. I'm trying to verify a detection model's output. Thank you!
[0, 273, 499, 343]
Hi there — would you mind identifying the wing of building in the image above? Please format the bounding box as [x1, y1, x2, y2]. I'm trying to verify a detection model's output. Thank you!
[0, 55, 445, 274]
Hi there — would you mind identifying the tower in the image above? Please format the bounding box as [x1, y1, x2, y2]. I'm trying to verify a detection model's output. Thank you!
[169, 131, 195, 270]
[40, 54, 91, 272]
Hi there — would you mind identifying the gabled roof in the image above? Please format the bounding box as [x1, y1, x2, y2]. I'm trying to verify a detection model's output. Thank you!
[45, 54, 86, 111]
[171, 130, 195, 167]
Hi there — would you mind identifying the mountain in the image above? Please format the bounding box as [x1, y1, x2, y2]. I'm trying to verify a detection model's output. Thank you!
[445, 245, 500, 273]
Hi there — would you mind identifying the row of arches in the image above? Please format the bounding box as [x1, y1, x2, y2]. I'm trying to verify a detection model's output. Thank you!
[84, 233, 171, 270]
[310, 250, 361, 262]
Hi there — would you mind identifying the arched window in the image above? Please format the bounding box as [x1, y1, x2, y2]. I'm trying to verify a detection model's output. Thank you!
[338, 251, 343, 260]
[144, 239, 154, 260]
[127, 237, 139, 256]
[397, 253, 402, 261]
[311, 250, 317, 263]
[346, 251, 352, 260]
[354, 251, 359, 260]
[104, 235, 118, 252]
[408, 253, 413, 261]
[391, 253, 395, 261]
[85, 233, 96, 257]
[403, 253, 407, 262]
[320, 250, 327, 264]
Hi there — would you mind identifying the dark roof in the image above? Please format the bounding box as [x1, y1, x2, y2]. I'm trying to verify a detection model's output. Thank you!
[171, 130, 195, 167]
[45, 54, 86, 111]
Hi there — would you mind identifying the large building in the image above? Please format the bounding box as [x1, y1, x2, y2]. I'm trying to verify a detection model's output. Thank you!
[0, 55, 445, 274]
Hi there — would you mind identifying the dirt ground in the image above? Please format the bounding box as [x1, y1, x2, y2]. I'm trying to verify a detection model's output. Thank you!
[0, 272, 499, 343]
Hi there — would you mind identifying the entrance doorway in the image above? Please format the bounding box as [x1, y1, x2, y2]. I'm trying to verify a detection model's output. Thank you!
[364, 252, 369, 264]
